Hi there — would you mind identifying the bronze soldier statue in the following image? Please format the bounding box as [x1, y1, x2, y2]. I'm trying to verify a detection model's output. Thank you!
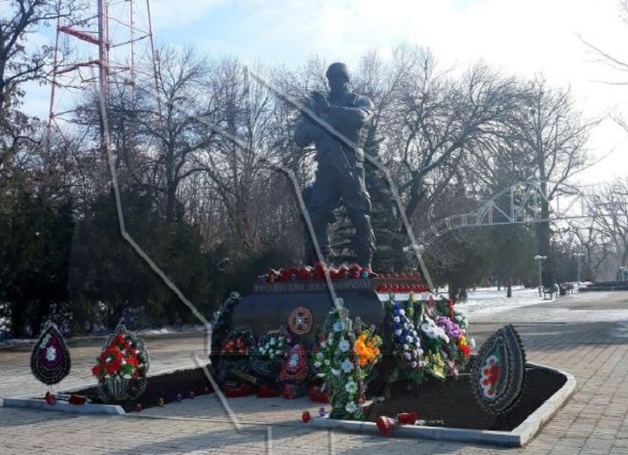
[294, 62, 376, 269]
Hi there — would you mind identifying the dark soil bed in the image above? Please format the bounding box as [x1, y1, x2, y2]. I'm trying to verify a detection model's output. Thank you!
[364, 364, 566, 431]
[67, 366, 214, 413]
[67, 363, 566, 431]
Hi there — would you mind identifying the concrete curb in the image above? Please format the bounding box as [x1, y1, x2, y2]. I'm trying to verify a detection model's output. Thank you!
[310, 362, 576, 447]
[3, 397, 124, 415]
[2, 364, 212, 416]
[511, 363, 577, 446]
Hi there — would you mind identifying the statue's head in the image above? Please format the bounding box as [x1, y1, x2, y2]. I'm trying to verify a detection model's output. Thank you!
[326, 62, 350, 92]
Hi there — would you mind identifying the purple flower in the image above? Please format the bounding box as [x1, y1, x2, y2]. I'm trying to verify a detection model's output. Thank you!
[437, 316, 463, 339]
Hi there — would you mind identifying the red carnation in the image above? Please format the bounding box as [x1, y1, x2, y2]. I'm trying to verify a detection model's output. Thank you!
[114, 334, 126, 345]
[107, 359, 122, 375]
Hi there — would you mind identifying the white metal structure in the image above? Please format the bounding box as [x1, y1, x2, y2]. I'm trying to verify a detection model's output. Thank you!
[414, 180, 605, 255]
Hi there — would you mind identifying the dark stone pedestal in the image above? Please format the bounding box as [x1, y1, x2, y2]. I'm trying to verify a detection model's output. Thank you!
[232, 291, 386, 342]
[232, 276, 427, 344]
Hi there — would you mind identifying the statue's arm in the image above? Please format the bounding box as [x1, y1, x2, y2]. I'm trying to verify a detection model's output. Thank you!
[294, 117, 318, 147]
[327, 96, 374, 128]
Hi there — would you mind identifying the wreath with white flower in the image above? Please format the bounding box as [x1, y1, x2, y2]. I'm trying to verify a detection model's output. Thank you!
[311, 299, 367, 420]
[255, 327, 288, 361]
[250, 327, 290, 379]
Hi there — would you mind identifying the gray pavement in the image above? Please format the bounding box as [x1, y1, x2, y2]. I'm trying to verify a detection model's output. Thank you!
[1, 291, 627, 454]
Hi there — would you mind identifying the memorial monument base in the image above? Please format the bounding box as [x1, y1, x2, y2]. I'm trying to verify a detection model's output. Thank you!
[227, 270, 430, 345]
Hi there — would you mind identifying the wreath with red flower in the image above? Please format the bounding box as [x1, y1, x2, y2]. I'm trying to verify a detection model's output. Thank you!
[92, 325, 149, 401]
[216, 328, 256, 383]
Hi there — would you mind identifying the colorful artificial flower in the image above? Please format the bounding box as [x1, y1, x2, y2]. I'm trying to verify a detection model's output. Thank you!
[354, 330, 381, 368]
[45, 346, 57, 362]
[437, 316, 464, 339]
[339, 339, 350, 352]
[345, 402, 358, 414]
[340, 358, 355, 373]
[390, 301, 424, 377]
[420, 317, 450, 344]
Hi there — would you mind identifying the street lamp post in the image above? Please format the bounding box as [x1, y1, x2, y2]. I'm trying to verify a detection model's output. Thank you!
[575, 252, 585, 286]
[534, 255, 547, 297]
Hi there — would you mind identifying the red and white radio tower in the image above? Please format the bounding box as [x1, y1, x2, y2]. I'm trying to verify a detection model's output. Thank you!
[47, 0, 159, 154]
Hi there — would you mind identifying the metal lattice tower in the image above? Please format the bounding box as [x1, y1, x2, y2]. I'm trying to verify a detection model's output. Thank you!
[46, 0, 159, 156]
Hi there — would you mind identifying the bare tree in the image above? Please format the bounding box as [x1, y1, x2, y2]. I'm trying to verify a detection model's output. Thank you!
[379, 47, 520, 225]
[112, 46, 216, 222]
[191, 59, 299, 255]
[511, 77, 595, 284]
[588, 179, 628, 275]
[571, 224, 613, 281]
[0, 0, 86, 172]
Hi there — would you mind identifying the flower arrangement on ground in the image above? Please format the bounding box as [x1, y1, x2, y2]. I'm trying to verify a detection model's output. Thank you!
[220, 332, 255, 357]
[390, 301, 426, 382]
[92, 324, 149, 402]
[312, 299, 381, 420]
[216, 328, 256, 383]
[387, 295, 475, 381]
[255, 327, 289, 361]
[250, 327, 290, 380]
[354, 327, 382, 375]
[436, 313, 474, 372]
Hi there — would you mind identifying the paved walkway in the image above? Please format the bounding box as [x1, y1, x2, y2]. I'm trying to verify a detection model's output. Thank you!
[1, 291, 627, 454]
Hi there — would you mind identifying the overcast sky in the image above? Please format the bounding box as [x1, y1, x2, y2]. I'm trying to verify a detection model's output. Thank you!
[23, 0, 628, 185]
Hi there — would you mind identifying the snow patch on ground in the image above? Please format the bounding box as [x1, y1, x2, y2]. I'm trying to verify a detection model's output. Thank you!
[461, 286, 548, 316]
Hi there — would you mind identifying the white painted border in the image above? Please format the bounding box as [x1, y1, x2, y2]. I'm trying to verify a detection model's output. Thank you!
[2, 364, 212, 416]
[3, 397, 124, 415]
[310, 362, 576, 447]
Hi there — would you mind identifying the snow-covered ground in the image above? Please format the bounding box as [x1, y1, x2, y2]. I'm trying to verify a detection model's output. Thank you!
[2, 285, 623, 346]
[461, 286, 548, 316]
[462, 286, 628, 324]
